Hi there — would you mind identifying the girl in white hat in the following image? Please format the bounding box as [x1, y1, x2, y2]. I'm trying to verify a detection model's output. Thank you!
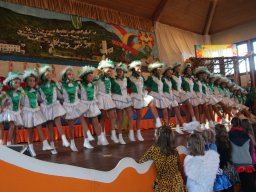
[59, 66, 94, 151]
[111, 63, 133, 144]
[77, 65, 109, 146]
[95, 59, 119, 143]
[127, 60, 162, 141]
[2, 71, 24, 145]
[38, 65, 69, 154]
[21, 68, 53, 156]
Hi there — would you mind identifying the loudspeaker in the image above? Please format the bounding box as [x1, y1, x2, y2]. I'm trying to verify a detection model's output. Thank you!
[7, 145, 33, 157]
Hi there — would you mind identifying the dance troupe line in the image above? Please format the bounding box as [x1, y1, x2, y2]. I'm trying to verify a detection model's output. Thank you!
[0, 59, 255, 156]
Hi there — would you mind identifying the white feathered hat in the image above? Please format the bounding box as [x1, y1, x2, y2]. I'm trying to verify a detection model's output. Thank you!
[148, 61, 164, 72]
[3, 71, 23, 85]
[60, 66, 73, 80]
[116, 62, 128, 73]
[98, 59, 115, 70]
[128, 60, 142, 70]
[23, 68, 39, 81]
[38, 65, 52, 79]
[77, 65, 95, 78]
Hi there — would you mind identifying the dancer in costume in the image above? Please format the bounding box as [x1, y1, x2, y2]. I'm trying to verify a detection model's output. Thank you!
[60, 66, 93, 151]
[38, 65, 69, 154]
[2, 72, 24, 145]
[162, 64, 198, 134]
[21, 68, 53, 156]
[170, 63, 199, 132]
[127, 60, 162, 140]
[95, 59, 119, 143]
[78, 65, 109, 146]
[111, 63, 133, 144]
[193, 66, 215, 129]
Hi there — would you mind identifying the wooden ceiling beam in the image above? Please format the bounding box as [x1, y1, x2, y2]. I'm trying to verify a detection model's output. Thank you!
[151, 0, 169, 22]
[203, 0, 218, 35]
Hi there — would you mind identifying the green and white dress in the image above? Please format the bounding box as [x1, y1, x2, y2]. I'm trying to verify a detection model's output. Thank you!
[145, 75, 169, 109]
[221, 88, 234, 107]
[214, 85, 224, 102]
[38, 81, 66, 121]
[170, 75, 190, 103]
[182, 76, 198, 106]
[193, 79, 205, 105]
[127, 73, 154, 109]
[60, 81, 87, 120]
[162, 76, 179, 108]
[111, 77, 132, 109]
[80, 81, 101, 118]
[234, 94, 249, 110]
[0, 91, 4, 123]
[95, 74, 116, 110]
[21, 87, 46, 128]
[2, 88, 23, 126]
[207, 83, 221, 105]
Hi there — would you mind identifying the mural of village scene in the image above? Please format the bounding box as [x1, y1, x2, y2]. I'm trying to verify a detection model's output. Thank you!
[0, 1, 158, 64]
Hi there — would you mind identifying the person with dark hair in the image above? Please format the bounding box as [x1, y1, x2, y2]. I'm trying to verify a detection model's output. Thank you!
[215, 124, 240, 192]
[229, 117, 255, 192]
[184, 133, 220, 192]
[139, 126, 185, 192]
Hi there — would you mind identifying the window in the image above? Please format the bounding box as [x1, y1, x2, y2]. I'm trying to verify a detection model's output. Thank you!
[237, 43, 250, 73]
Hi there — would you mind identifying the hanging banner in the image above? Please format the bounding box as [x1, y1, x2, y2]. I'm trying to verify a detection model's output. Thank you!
[0, 1, 158, 65]
[195, 44, 237, 58]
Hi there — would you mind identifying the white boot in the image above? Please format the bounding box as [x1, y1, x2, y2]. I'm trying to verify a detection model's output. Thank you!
[0, 139, 3, 145]
[128, 130, 136, 141]
[83, 138, 94, 149]
[6, 141, 11, 146]
[209, 121, 215, 129]
[50, 142, 58, 155]
[87, 130, 95, 141]
[61, 135, 70, 147]
[176, 124, 184, 134]
[118, 133, 126, 145]
[182, 123, 193, 133]
[136, 130, 144, 141]
[222, 118, 229, 125]
[70, 139, 78, 152]
[155, 117, 162, 128]
[111, 130, 119, 143]
[197, 124, 205, 132]
[28, 144, 36, 157]
[42, 140, 53, 151]
[97, 133, 109, 146]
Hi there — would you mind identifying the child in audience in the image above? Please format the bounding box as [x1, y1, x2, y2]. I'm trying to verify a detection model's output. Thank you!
[140, 125, 186, 192]
[202, 129, 217, 151]
[229, 117, 255, 192]
[184, 133, 219, 192]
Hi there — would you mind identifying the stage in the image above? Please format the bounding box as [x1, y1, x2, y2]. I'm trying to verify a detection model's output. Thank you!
[33, 129, 188, 171]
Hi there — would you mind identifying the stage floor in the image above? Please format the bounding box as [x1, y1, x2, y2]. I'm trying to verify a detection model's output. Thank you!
[34, 129, 188, 171]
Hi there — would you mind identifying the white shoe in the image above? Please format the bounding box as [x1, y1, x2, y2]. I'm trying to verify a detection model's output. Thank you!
[128, 130, 136, 141]
[61, 135, 70, 147]
[83, 138, 94, 149]
[6, 141, 11, 146]
[97, 133, 109, 146]
[111, 130, 119, 143]
[155, 117, 162, 128]
[70, 139, 78, 152]
[0, 139, 3, 145]
[28, 144, 36, 157]
[50, 142, 58, 155]
[136, 130, 144, 141]
[209, 121, 215, 129]
[118, 134, 126, 145]
[87, 130, 95, 141]
[42, 140, 53, 151]
[196, 124, 205, 132]
[222, 118, 229, 125]
[176, 125, 184, 134]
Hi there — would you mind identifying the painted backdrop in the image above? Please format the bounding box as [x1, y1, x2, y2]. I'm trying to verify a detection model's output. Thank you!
[0, 1, 158, 65]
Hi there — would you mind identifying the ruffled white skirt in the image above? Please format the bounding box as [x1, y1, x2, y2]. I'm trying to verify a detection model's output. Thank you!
[131, 94, 154, 109]
[97, 93, 116, 110]
[63, 100, 87, 120]
[112, 94, 132, 110]
[81, 100, 101, 118]
[208, 95, 221, 105]
[163, 93, 179, 108]
[41, 101, 66, 121]
[149, 92, 169, 109]
[21, 107, 46, 128]
[3, 109, 23, 126]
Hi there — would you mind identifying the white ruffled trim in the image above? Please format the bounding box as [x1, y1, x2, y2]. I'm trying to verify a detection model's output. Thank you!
[3, 109, 23, 126]
[21, 108, 46, 128]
